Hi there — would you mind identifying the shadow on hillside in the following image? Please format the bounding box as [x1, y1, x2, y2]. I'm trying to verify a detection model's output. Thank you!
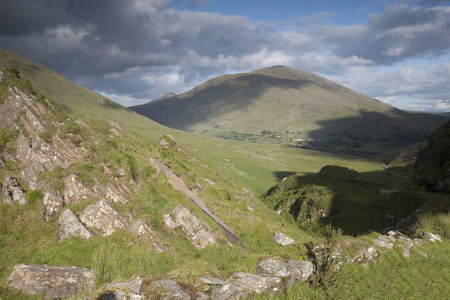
[264, 165, 445, 237]
[293, 109, 448, 157]
[131, 73, 311, 129]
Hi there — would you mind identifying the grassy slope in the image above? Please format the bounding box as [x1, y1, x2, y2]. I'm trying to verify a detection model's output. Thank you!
[2, 50, 448, 299]
[0, 71, 318, 299]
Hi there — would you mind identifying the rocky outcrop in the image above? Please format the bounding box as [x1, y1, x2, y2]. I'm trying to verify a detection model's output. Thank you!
[43, 187, 64, 220]
[64, 174, 98, 205]
[58, 209, 93, 242]
[79, 199, 128, 236]
[1, 175, 26, 205]
[273, 232, 294, 246]
[164, 204, 216, 250]
[7, 264, 94, 298]
[151, 158, 241, 247]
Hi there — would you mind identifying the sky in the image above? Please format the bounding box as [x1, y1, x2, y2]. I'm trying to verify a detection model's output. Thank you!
[1, 0, 450, 112]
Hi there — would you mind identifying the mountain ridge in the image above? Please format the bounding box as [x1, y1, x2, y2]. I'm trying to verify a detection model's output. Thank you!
[130, 65, 448, 154]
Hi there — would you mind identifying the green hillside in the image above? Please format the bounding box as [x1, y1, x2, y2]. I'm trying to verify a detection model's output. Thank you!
[130, 66, 448, 155]
[0, 49, 449, 300]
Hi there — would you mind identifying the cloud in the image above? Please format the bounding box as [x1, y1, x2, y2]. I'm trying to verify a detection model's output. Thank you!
[0, 0, 449, 111]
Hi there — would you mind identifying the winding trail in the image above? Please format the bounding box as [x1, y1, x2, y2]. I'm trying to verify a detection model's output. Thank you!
[150, 159, 245, 249]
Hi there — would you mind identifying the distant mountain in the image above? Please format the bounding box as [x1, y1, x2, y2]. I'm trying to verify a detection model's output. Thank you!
[130, 66, 448, 155]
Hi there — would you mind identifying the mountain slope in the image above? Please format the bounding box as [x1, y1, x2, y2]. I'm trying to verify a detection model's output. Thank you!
[130, 66, 448, 154]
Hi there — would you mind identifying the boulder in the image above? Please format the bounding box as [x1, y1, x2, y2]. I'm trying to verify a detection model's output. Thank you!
[257, 258, 289, 278]
[79, 199, 128, 236]
[273, 232, 294, 246]
[58, 209, 93, 242]
[164, 205, 216, 250]
[2, 176, 26, 205]
[420, 232, 443, 242]
[7, 264, 93, 298]
[64, 174, 97, 205]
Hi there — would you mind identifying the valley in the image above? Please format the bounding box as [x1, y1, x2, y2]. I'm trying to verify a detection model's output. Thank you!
[0, 48, 449, 299]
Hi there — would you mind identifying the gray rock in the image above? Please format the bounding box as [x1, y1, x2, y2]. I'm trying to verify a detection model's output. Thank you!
[64, 174, 98, 205]
[79, 199, 128, 236]
[356, 246, 377, 262]
[104, 277, 143, 300]
[286, 260, 315, 282]
[212, 282, 247, 300]
[257, 258, 289, 278]
[2, 176, 26, 205]
[201, 277, 225, 285]
[43, 188, 63, 221]
[7, 264, 93, 298]
[420, 232, 443, 242]
[229, 272, 282, 295]
[58, 209, 93, 242]
[273, 232, 294, 246]
[164, 205, 216, 249]
[373, 236, 394, 250]
[130, 220, 166, 253]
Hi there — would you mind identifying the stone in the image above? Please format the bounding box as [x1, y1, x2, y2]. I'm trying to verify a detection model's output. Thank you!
[286, 260, 315, 282]
[212, 282, 247, 300]
[273, 232, 294, 246]
[7, 264, 93, 298]
[64, 174, 97, 205]
[104, 277, 143, 300]
[373, 236, 394, 250]
[130, 220, 165, 253]
[79, 199, 128, 236]
[43, 188, 64, 221]
[165, 205, 216, 250]
[257, 258, 289, 278]
[229, 272, 282, 295]
[420, 232, 443, 242]
[106, 183, 129, 204]
[2, 175, 26, 205]
[58, 209, 93, 242]
[201, 277, 225, 285]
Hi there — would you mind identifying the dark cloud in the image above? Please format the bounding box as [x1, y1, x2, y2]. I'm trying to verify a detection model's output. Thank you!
[316, 5, 450, 65]
[0, 0, 449, 110]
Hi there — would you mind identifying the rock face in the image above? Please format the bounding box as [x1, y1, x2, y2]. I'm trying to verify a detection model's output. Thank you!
[58, 209, 93, 242]
[273, 232, 295, 246]
[164, 204, 216, 250]
[7, 264, 94, 298]
[1, 176, 26, 205]
[228, 272, 282, 295]
[64, 174, 98, 205]
[79, 199, 128, 236]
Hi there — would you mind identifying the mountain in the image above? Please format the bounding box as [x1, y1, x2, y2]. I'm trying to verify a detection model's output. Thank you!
[130, 66, 448, 155]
